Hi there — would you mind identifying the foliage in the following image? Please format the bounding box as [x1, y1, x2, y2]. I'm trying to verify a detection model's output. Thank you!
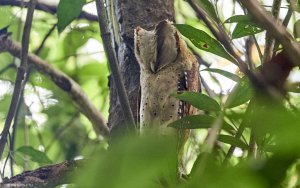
[57, 0, 86, 33]
[175, 24, 236, 62]
[224, 15, 263, 39]
[0, 0, 109, 175]
[76, 135, 178, 188]
[1, 0, 300, 188]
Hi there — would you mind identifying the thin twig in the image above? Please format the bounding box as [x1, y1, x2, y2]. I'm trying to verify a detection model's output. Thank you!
[273, 3, 294, 56]
[238, 0, 300, 67]
[0, 0, 98, 21]
[223, 99, 255, 164]
[199, 74, 217, 98]
[95, 0, 136, 131]
[0, 64, 15, 75]
[194, 112, 224, 176]
[245, 37, 255, 70]
[204, 112, 225, 153]
[262, 0, 282, 64]
[34, 23, 57, 55]
[45, 112, 80, 152]
[252, 35, 263, 64]
[248, 130, 257, 158]
[0, 0, 37, 161]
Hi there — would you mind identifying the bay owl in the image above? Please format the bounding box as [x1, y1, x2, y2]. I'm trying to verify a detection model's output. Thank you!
[134, 20, 200, 137]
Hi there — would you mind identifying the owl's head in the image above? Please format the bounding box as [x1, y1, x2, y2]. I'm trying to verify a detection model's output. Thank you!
[134, 20, 193, 73]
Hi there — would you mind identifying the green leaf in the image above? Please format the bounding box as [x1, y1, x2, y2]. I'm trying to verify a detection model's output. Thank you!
[218, 135, 248, 149]
[224, 15, 263, 39]
[197, 0, 218, 21]
[16, 146, 52, 165]
[171, 92, 221, 111]
[232, 23, 263, 39]
[201, 68, 240, 82]
[293, 19, 300, 38]
[224, 15, 253, 23]
[175, 24, 235, 62]
[57, 0, 85, 33]
[168, 115, 214, 129]
[168, 115, 235, 132]
[225, 77, 253, 108]
[76, 135, 178, 188]
[287, 83, 300, 93]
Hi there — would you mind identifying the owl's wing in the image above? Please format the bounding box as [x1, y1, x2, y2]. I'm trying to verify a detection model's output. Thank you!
[178, 59, 201, 118]
[185, 60, 201, 115]
[178, 59, 200, 174]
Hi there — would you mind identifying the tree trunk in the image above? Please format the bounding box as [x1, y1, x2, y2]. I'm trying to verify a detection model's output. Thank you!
[108, 0, 175, 139]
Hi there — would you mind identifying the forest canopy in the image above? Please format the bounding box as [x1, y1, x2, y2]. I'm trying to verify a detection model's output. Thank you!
[0, 0, 300, 187]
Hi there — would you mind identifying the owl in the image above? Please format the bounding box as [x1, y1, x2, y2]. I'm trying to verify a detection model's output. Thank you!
[134, 20, 200, 135]
[134, 20, 200, 174]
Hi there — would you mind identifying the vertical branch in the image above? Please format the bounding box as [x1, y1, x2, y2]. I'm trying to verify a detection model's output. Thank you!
[94, 0, 136, 131]
[262, 0, 282, 63]
[0, 0, 37, 160]
[9, 1, 25, 176]
[273, 1, 295, 56]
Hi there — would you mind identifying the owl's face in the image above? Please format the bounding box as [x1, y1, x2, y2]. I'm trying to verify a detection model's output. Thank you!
[134, 20, 192, 74]
[134, 27, 157, 72]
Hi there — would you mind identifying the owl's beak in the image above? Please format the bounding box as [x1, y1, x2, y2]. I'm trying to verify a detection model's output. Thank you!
[150, 61, 157, 73]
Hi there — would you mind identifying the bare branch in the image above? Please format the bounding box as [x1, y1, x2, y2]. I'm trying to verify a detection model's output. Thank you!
[0, 0, 98, 21]
[34, 24, 57, 55]
[0, 160, 83, 188]
[0, 0, 37, 161]
[0, 36, 110, 137]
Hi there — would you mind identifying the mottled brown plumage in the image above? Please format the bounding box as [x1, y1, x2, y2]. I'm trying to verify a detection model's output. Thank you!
[134, 20, 200, 135]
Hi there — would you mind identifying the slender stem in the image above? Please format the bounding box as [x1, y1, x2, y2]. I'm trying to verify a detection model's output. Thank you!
[95, 0, 136, 131]
[223, 99, 255, 164]
[192, 112, 224, 176]
[0, 0, 98, 21]
[272, 4, 293, 56]
[34, 23, 57, 55]
[0, 64, 14, 75]
[10, 1, 25, 175]
[252, 35, 263, 64]
[262, 0, 282, 64]
[223, 125, 245, 164]
[0, 0, 37, 161]
[248, 130, 257, 158]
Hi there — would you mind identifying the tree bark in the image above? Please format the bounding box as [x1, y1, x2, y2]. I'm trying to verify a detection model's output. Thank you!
[108, 0, 175, 139]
